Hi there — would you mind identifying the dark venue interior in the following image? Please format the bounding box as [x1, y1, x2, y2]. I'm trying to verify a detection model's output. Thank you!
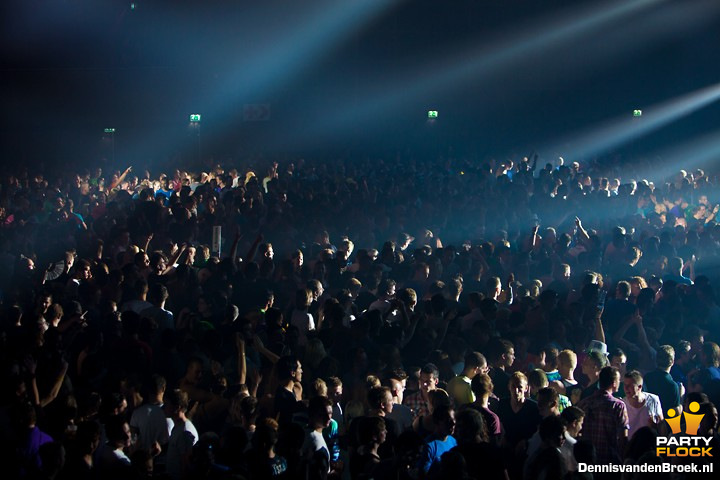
[1, 1, 720, 479]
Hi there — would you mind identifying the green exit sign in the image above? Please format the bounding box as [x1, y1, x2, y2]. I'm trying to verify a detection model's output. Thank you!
[104, 128, 115, 133]
[190, 114, 202, 122]
[633, 109, 642, 117]
[428, 110, 438, 118]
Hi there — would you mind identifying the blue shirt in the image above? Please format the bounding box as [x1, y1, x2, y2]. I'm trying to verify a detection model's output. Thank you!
[420, 435, 457, 475]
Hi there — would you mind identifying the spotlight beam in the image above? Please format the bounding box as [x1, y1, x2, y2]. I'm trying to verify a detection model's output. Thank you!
[292, 0, 665, 144]
[635, 129, 720, 183]
[120, 0, 396, 165]
[542, 82, 720, 160]
[208, 0, 395, 105]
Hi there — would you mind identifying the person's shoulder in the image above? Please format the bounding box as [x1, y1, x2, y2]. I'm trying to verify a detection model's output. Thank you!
[576, 393, 593, 409]
[611, 395, 627, 410]
[184, 419, 198, 436]
[131, 402, 152, 417]
[645, 392, 662, 406]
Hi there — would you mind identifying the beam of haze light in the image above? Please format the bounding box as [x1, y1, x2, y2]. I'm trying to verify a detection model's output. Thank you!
[475, 0, 720, 101]
[541, 82, 720, 160]
[207, 0, 396, 106]
[293, 0, 664, 144]
[634, 129, 720, 183]
[122, 0, 395, 166]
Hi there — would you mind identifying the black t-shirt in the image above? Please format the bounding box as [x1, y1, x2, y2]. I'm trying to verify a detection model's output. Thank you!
[348, 415, 400, 460]
[525, 444, 566, 480]
[245, 449, 289, 479]
[563, 380, 583, 406]
[644, 369, 681, 412]
[580, 381, 599, 401]
[489, 368, 511, 400]
[274, 386, 301, 426]
[496, 398, 542, 448]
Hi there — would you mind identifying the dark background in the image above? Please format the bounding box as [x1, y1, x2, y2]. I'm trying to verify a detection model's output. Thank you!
[2, 0, 719, 171]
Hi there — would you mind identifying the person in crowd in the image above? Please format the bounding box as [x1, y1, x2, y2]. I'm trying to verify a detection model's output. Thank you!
[644, 345, 682, 414]
[497, 372, 542, 479]
[418, 404, 457, 477]
[386, 369, 414, 432]
[622, 370, 663, 439]
[273, 355, 305, 426]
[467, 372, 503, 445]
[558, 349, 582, 403]
[577, 366, 629, 464]
[3, 154, 720, 480]
[403, 363, 440, 419]
[164, 389, 198, 480]
[349, 416, 386, 480]
[303, 395, 335, 480]
[447, 351, 487, 406]
[451, 408, 508, 480]
[129, 374, 169, 453]
[524, 415, 568, 480]
[689, 341, 720, 406]
[488, 339, 515, 400]
[580, 350, 608, 400]
[559, 406, 585, 473]
[526, 387, 561, 458]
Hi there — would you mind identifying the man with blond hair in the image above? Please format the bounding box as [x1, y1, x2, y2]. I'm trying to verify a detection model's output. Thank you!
[558, 349, 582, 404]
[497, 372, 542, 450]
[622, 370, 663, 439]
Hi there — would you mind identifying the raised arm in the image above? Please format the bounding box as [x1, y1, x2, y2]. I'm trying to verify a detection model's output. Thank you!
[236, 334, 247, 386]
[110, 166, 132, 190]
[575, 216, 590, 243]
[39, 360, 69, 408]
[163, 243, 187, 274]
[243, 233, 263, 264]
[253, 335, 280, 364]
[593, 306, 606, 345]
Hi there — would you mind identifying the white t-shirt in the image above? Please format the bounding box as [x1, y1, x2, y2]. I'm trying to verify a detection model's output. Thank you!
[130, 403, 169, 452]
[368, 298, 392, 315]
[291, 310, 315, 345]
[166, 419, 198, 480]
[623, 392, 663, 439]
[560, 431, 578, 472]
[303, 430, 330, 473]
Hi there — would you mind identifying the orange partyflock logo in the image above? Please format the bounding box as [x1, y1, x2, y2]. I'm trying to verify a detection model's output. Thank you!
[656, 402, 713, 457]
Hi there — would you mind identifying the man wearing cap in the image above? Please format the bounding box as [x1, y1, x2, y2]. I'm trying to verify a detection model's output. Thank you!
[580, 348, 608, 400]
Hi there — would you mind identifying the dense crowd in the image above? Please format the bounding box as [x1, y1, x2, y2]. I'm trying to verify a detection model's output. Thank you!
[1, 153, 719, 480]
